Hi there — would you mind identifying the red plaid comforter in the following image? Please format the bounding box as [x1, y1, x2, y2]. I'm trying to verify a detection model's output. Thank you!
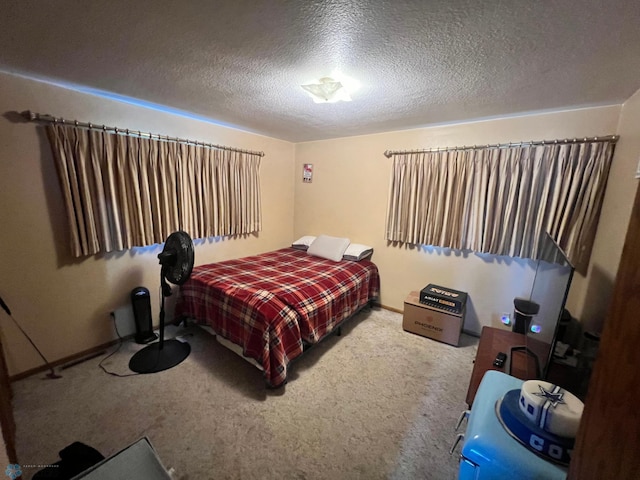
[175, 247, 380, 387]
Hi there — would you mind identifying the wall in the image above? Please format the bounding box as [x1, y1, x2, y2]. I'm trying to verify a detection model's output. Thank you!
[0, 72, 295, 376]
[0, 68, 634, 377]
[294, 107, 621, 335]
[570, 87, 640, 335]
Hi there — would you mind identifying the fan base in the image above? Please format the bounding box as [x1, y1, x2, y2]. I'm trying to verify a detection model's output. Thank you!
[129, 339, 191, 374]
[135, 332, 158, 345]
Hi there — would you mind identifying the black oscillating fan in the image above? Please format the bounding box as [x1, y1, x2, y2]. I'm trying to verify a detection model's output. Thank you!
[129, 231, 195, 373]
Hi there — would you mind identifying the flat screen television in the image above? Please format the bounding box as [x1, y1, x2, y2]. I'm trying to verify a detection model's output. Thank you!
[525, 232, 575, 379]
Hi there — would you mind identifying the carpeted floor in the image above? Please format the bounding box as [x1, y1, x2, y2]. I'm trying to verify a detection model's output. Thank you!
[12, 308, 478, 479]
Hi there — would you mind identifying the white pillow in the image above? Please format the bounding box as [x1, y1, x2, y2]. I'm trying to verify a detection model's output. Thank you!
[291, 235, 316, 250]
[343, 243, 374, 261]
[307, 235, 350, 262]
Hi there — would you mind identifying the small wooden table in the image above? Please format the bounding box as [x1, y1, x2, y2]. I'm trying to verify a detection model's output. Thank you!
[465, 326, 551, 406]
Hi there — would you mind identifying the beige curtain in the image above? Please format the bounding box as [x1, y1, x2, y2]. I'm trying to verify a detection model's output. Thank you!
[46, 124, 262, 257]
[385, 140, 616, 270]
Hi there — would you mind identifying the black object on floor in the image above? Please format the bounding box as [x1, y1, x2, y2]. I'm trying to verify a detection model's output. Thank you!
[33, 442, 104, 479]
[131, 286, 158, 344]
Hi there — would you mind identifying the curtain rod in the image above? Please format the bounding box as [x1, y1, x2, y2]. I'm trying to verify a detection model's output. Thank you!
[383, 134, 618, 158]
[22, 110, 265, 157]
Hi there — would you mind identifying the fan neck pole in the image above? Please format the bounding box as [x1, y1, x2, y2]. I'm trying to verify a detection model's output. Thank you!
[158, 268, 166, 350]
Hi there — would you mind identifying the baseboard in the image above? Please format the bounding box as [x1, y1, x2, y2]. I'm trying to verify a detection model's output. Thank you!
[379, 304, 403, 314]
[9, 334, 135, 383]
[10, 304, 406, 382]
[462, 329, 481, 338]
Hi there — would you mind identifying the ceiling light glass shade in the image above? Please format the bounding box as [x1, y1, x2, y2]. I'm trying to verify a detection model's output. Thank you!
[301, 77, 351, 103]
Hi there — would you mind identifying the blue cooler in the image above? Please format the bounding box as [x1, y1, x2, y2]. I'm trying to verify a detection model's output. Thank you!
[455, 371, 568, 479]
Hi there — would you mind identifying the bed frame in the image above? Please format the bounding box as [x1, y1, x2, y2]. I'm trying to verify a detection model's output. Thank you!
[181, 299, 376, 388]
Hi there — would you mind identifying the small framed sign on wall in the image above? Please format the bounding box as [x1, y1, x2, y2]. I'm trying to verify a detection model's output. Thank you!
[303, 163, 313, 183]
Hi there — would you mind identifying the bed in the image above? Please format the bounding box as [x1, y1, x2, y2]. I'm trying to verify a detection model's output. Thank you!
[175, 247, 380, 387]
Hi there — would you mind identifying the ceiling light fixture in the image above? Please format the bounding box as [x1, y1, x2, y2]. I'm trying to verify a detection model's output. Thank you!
[301, 77, 346, 103]
[301, 76, 352, 104]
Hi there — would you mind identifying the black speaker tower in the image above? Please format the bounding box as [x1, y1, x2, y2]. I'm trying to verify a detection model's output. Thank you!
[131, 287, 157, 344]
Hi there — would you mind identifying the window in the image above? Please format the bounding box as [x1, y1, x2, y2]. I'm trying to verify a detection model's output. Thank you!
[46, 124, 262, 257]
[385, 140, 616, 272]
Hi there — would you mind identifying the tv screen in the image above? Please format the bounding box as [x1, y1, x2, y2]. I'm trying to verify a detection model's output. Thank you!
[526, 232, 575, 378]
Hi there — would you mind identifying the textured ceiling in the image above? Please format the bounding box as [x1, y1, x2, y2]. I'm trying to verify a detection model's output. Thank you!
[1, 0, 639, 142]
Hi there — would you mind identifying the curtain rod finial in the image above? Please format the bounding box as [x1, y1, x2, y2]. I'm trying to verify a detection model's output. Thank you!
[1, 111, 32, 124]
